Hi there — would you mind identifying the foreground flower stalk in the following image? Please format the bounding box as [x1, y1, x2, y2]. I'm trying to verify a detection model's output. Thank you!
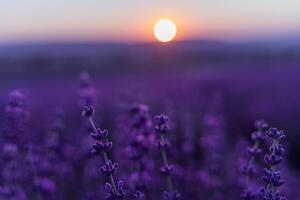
[259, 127, 287, 200]
[126, 104, 153, 196]
[241, 120, 268, 199]
[83, 105, 122, 199]
[153, 114, 180, 200]
[0, 90, 30, 200]
[83, 105, 143, 200]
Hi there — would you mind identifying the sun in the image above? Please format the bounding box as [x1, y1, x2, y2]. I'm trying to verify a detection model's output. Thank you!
[153, 19, 177, 43]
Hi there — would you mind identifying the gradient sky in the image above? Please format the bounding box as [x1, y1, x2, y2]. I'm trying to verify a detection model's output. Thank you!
[1, 0, 300, 43]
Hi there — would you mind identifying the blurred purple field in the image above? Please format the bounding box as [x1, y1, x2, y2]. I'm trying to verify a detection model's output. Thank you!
[1, 42, 300, 199]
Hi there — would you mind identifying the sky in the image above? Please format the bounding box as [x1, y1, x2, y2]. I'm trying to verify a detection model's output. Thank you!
[0, 0, 300, 44]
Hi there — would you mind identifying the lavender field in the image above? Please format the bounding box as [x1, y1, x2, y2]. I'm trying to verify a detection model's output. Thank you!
[0, 42, 300, 200]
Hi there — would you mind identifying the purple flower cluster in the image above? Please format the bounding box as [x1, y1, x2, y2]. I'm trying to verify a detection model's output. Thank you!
[83, 105, 143, 200]
[0, 90, 30, 200]
[79, 71, 97, 107]
[241, 120, 268, 199]
[258, 127, 287, 200]
[198, 109, 226, 199]
[3, 90, 30, 142]
[0, 71, 297, 200]
[126, 104, 154, 196]
[153, 114, 181, 200]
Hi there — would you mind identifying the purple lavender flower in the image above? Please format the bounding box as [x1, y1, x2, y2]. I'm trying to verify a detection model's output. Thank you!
[78, 71, 97, 107]
[3, 90, 30, 142]
[163, 190, 181, 200]
[153, 114, 181, 200]
[47, 108, 66, 151]
[240, 120, 268, 199]
[258, 127, 287, 200]
[101, 160, 119, 176]
[198, 109, 226, 199]
[82, 105, 95, 118]
[133, 190, 144, 200]
[0, 185, 27, 200]
[83, 105, 143, 200]
[105, 181, 126, 200]
[33, 177, 56, 195]
[126, 104, 154, 195]
[0, 90, 30, 200]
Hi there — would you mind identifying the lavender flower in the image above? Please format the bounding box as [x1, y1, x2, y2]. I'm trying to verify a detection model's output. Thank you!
[133, 190, 144, 200]
[78, 71, 97, 107]
[82, 105, 143, 200]
[0, 90, 30, 200]
[45, 108, 73, 198]
[3, 90, 30, 143]
[240, 120, 268, 199]
[126, 104, 154, 195]
[0, 185, 27, 200]
[153, 114, 181, 200]
[198, 109, 226, 199]
[104, 181, 126, 200]
[258, 127, 287, 200]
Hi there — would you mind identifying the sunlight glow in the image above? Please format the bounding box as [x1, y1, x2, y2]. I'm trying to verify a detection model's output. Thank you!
[153, 19, 177, 42]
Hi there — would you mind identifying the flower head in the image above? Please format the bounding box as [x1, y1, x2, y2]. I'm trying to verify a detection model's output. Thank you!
[259, 127, 287, 200]
[163, 191, 181, 200]
[82, 105, 94, 118]
[154, 114, 169, 134]
[100, 160, 119, 177]
[265, 128, 286, 141]
[90, 128, 109, 141]
[105, 181, 126, 200]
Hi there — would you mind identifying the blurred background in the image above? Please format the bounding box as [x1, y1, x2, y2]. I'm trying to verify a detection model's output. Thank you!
[1, 1, 300, 199]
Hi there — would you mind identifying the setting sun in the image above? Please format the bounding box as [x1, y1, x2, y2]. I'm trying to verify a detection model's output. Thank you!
[153, 19, 177, 43]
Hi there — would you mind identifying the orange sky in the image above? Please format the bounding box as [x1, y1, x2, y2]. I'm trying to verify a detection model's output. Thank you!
[1, 1, 300, 43]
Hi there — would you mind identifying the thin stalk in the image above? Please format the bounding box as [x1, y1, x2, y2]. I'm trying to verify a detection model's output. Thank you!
[244, 127, 263, 187]
[160, 134, 174, 193]
[270, 139, 278, 198]
[88, 116, 118, 196]
[27, 147, 42, 200]
[245, 141, 259, 186]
